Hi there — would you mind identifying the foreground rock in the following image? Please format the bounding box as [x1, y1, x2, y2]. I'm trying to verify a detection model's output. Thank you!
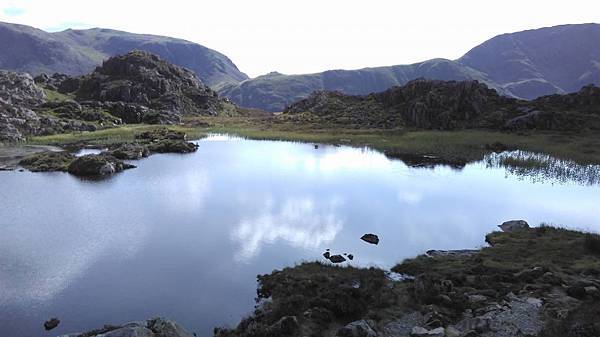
[361, 233, 380, 245]
[44, 317, 60, 331]
[58, 317, 194, 337]
[216, 225, 600, 337]
[67, 154, 135, 177]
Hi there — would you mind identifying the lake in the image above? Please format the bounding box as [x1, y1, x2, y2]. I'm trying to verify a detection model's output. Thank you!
[1, 135, 599, 337]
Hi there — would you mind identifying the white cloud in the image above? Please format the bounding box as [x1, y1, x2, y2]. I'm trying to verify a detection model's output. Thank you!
[0, 0, 597, 77]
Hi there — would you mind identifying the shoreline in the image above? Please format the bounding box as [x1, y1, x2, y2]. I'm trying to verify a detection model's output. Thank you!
[52, 223, 600, 337]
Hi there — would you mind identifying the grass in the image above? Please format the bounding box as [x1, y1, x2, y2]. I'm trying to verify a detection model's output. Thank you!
[44, 89, 73, 102]
[27, 125, 207, 147]
[22, 114, 600, 165]
[198, 116, 600, 165]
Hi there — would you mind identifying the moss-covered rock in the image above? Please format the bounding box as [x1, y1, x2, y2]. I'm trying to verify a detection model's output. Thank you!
[67, 154, 135, 176]
[19, 151, 75, 172]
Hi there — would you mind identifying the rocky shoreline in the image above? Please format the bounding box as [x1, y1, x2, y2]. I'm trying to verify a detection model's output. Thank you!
[10, 128, 199, 177]
[51, 222, 600, 337]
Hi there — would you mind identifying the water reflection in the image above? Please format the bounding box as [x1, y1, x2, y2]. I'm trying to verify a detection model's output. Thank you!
[232, 196, 344, 261]
[485, 150, 600, 186]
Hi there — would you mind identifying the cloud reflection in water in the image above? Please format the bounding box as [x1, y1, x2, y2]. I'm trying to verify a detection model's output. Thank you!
[231, 197, 344, 261]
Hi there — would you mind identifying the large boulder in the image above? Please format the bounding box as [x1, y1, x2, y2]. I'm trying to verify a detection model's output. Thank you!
[498, 220, 529, 232]
[67, 154, 135, 176]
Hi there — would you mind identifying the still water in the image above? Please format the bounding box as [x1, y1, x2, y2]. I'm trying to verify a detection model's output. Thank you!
[1, 135, 599, 337]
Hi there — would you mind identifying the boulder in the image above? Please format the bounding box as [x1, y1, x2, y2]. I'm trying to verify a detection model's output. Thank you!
[498, 220, 529, 232]
[361, 233, 380, 245]
[336, 320, 378, 337]
[109, 143, 150, 160]
[148, 140, 199, 154]
[67, 154, 135, 177]
[44, 318, 60, 331]
[328, 254, 347, 263]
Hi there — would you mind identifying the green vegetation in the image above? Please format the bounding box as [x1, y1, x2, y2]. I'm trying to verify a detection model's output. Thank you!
[23, 115, 600, 166]
[197, 116, 600, 165]
[44, 89, 73, 102]
[27, 124, 207, 147]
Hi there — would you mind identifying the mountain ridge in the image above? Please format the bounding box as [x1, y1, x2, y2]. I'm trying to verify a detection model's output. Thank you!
[221, 23, 600, 111]
[0, 21, 248, 89]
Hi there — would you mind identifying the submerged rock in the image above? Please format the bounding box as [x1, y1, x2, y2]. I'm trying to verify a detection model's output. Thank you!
[67, 154, 135, 177]
[44, 317, 60, 331]
[361, 233, 380, 245]
[499, 220, 529, 232]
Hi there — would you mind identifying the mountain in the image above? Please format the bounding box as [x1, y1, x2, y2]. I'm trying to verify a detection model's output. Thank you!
[284, 79, 600, 132]
[0, 21, 248, 89]
[458, 23, 600, 99]
[220, 23, 600, 111]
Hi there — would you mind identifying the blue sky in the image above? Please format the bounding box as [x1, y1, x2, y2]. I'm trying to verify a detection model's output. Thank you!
[0, 0, 598, 77]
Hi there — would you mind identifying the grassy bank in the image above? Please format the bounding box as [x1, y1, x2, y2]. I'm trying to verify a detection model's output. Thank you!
[199, 116, 600, 165]
[24, 116, 600, 165]
[27, 124, 207, 147]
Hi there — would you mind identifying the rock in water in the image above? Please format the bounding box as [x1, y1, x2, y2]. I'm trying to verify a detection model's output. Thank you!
[361, 233, 380, 245]
[44, 317, 60, 331]
[328, 255, 346, 263]
[499, 220, 529, 232]
[67, 154, 135, 177]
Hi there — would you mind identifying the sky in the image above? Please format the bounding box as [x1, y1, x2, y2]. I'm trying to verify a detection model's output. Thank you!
[0, 0, 598, 78]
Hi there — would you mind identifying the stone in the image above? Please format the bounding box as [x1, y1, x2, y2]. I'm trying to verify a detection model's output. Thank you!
[444, 326, 461, 337]
[109, 143, 150, 160]
[336, 319, 378, 337]
[44, 317, 60, 331]
[58, 318, 195, 337]
[498, 220, 529, 232]
[147, 140, 199, 154]
[383, 312, 424, 337]
[67, 154, 135, 177]
[410, 326, 444, 337]
[328, 254, 346, 263]
[468, 294, 488, 304]
[361, 233, 379, 245]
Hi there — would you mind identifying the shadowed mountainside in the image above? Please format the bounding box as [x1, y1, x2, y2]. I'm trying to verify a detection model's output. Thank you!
[0, 21, 248, 89]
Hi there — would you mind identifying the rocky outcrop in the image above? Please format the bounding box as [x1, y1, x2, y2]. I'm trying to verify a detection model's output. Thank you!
[73, 50, 223, 118]
[0, 71, 97, 143]
[57, 317, 195, 337]
[284, 79, 600, 132]
[18, 151, 75, 172]
[67, 154, 135, 177]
